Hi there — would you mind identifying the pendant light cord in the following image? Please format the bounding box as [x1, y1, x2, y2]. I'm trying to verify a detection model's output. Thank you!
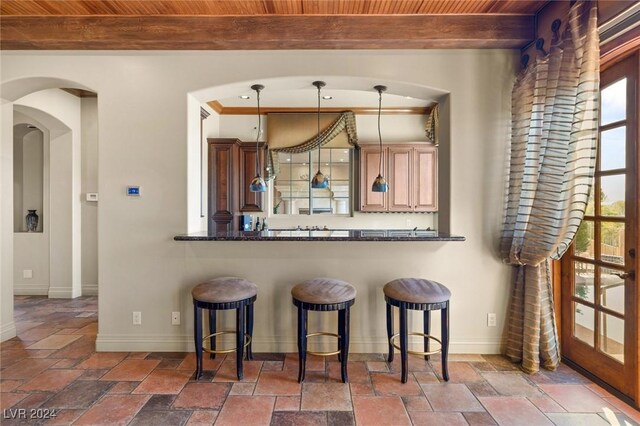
[317, 84, 321, 171]
[255, 88, 261, 175]
[377, 89, 383, 175]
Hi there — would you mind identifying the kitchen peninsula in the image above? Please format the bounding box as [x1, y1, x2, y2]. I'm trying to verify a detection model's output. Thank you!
[175, 229, 465, 242]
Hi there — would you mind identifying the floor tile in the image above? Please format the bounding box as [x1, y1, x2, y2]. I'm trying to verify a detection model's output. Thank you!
[599, 410, 640, 425]
[0, 380, 23, 392]
[441, 362, 485, 383]
[349, 382, 375, 396]
[49, 336, 96, 359]
[262, 361, 284, 371]
[402, 396, 432, 412]
[74, 394, 150, 426]
[173, 383, 230, 410]
[75, 352, 128, 369]
[326, 361, 369, 384]
[352, 396, 411, 426]
[539, 384, 618, 413]
[371, 372, 423, 396]
[527, 396, 566, 413]
[132, 369, 192, 395]
[178, 353, 225, 372]
[108, 381, 140, 394]
[270, 411, 327, 425]
[602, 397, 640, 423]
[46, 380, 114, 409]
[17, 327, 59, 341]
[448, 354, 487, 362]
[42, 408, 86, 425]
[18, 369, 83, 392]
[482, 372, 543, 397]
[412, 371, 440, 384]
[275, 396, 300, 411]
[230, 382, 256, 395]
[467, 381, 500, 397]
[129, 409, 192, 426]
[215, 395, 275, 426]
[479, 396, 553, 426]
[186, 410, 219, 425]
[213, 360, 263, 382]
[463, 411, 498, 425]
[51, 358, 79, 369]
[481, 355, 521, 372]
[0, 358, 58, 380]
[9, 392, 54, 410]
[366, 361, 389, 372]
[301, 383, 352, 411]
[141, 394, 177, 411]
[409, 411, 469, 425]
[25, 334, 82, 350]
[422, 383, 484, 412]
[283, 354, 325, 373]
[254, 371, 302, 396]
[100, 359, 161, 382]
[545, 413, 609, 425]
[0, 393, 27, 410]
[327, 411, 355, 425]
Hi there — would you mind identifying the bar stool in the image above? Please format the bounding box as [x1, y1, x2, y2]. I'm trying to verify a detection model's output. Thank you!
[192, 277, 257, 381]
[291, 278, 356, 383]
[384, 278, 450, 383]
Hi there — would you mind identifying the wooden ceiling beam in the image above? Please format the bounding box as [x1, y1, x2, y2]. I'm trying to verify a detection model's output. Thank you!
[0, 15, 534, 50]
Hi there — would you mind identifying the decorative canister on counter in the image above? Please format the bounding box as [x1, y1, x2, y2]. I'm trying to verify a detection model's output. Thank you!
[26, 209, 39, 232]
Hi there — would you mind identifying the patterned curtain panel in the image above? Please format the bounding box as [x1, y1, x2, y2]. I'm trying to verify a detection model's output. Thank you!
[425, 104, 439, 145]
[266, 111, 358, 180]
[500, 0, 599, 374]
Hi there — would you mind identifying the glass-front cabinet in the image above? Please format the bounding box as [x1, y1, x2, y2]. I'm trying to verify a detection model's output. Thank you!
[273, 148, 352, 215]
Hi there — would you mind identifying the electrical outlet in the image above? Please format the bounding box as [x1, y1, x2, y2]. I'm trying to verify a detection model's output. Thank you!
[171, 311, 180, 325]
[133, 311, 142, 325]
[487, 313, 497, 327]
[23, 269, 33, 279]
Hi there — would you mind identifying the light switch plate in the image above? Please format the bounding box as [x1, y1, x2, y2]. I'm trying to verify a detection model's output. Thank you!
[86, 193, 98, 202]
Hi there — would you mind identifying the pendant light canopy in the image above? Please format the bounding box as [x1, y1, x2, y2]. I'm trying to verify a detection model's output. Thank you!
[371, 85, 388, 193]
[311, 81, 329, 189]
[249, 84, 267, 193]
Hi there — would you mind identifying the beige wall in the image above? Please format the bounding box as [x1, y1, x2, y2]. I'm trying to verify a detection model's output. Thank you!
[81, 97, 99, 296]
[1, 50, 516, 352]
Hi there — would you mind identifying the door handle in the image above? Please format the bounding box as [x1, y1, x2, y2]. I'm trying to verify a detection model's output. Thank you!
[612, 271, 635, 280]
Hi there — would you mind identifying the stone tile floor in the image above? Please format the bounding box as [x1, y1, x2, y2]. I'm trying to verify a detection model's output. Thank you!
[1, 296, 639, 425]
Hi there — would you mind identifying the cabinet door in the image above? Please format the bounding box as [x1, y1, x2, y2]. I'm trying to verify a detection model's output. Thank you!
[359, 145, 387, 212]
[239, 144, 264, 213]
[388, 146, 413, 212]
[413, 146, 437, 212]
[208, 140, 239, 232]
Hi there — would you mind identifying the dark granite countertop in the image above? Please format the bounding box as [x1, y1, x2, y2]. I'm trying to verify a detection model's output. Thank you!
[174, 229, 465, 242]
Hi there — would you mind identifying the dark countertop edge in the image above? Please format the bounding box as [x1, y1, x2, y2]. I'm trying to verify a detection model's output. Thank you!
[174, 234, 466, 242]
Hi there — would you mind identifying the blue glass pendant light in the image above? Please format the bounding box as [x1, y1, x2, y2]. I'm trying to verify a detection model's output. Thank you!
[249, 84, 267, 193]
[371, 85, 388, 193]
[311, 81, 329, 189]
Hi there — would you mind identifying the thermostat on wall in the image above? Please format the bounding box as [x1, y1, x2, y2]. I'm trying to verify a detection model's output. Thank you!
[127, 186, 141, 196]
[86, 193, 98, 202]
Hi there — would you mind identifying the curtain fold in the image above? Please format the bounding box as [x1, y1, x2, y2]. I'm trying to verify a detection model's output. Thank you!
[266, 111, 358, 180]
[500, 0, 599, 374]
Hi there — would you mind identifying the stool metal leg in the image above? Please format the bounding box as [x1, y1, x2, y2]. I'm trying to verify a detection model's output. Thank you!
[297, 307, 308, 383]
[236, 305, 245, 381]
[386, 302, 394, 363]
[340, 307, 350, 383]
[194, 302, 203, 380]
[399, 303, 408, 384]
[209, 309, 216, 359]
[246, 303, 254, 361]
[441, 303, 450, 381]
[338, 308, 344, 363]
[424, 310, 431, 361]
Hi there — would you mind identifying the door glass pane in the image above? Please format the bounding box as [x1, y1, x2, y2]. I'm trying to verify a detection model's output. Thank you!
[601, 78, 626, 125]
[586, 187, 595, 216]
[600, 127, 626, 171]
[601, 222, 625, 264]
[600, 175, 625, 217]
[574, 220, 594, 259]
[599, 313, 624, 363]
[574, 261, 594, 302]
[574, 303, 594, 347]
[600, 267, 625, 315]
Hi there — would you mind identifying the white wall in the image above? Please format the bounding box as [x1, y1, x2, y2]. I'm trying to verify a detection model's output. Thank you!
[1, 50, 515, 352]
[81, 97, 98, 295]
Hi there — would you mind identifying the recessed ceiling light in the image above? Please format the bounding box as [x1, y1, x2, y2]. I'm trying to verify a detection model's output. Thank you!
[343, 150, 348, 153]
[405, 96, 413, 99]
[322, 95, 333, 100]
[340, 159, 344, 162]
[239, 95, 251, 100]
[325, 163, 329, 166]
[302, 163, 306, 165]
[286, 158, 291, 161]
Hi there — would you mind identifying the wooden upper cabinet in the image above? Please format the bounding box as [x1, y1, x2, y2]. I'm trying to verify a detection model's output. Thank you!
[359, 143, 437, 213]
[208, 138, 265, 233]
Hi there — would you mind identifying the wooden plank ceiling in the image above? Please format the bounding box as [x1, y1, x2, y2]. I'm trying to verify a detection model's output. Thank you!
[0, 0, 547, 50]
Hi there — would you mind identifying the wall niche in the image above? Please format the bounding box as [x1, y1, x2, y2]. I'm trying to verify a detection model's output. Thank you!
[13, 123, 44, 232]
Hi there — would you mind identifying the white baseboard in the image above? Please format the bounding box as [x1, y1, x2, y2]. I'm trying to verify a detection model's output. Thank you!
[95, 333, 501, 354]
[82, 284, 98, 296]
[48, 286, 81, 299]
[0, 321, 17, 342]
[13, 284, 49, 296]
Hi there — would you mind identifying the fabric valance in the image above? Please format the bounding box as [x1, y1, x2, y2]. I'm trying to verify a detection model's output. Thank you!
[266, 111, 358, 179]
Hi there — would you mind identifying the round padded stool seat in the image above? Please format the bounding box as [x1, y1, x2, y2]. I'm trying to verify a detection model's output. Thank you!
[384, 278, 450, 304]
[192, 277, 257, 304]
[292, 278, 356, 305]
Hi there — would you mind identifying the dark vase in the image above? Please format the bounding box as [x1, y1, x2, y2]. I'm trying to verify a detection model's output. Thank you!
[26, 210, 39, 232]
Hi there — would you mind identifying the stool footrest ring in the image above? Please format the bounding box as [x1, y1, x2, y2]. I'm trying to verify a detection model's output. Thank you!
[390, 332, 441, 356]
[306, 332, 341, 357]
[202, 330, 251, 354]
